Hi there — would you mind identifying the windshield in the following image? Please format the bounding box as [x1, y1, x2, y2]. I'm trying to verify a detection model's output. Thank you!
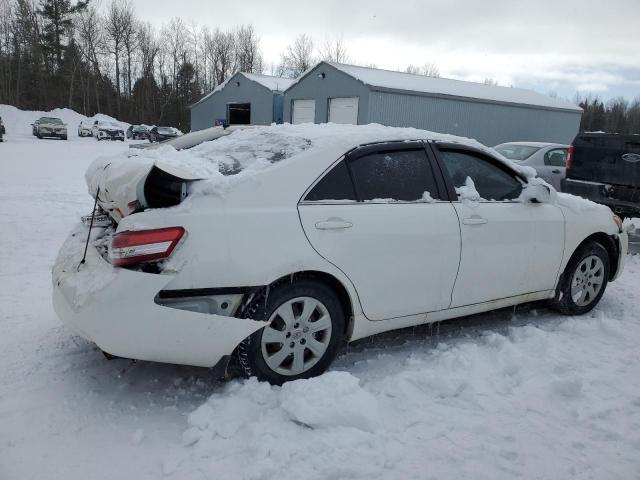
[495, 144, 540, 161]
[41, 117, 63, 124]
[157, 127, 176, 134]
[100, 122, 119, 128]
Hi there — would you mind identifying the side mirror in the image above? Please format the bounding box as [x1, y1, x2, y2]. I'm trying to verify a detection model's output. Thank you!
[524, 183, 552, 204]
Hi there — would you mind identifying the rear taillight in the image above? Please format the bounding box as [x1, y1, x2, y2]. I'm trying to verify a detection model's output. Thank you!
[109, 227, 185, 267]
[566, 144, 574, 170]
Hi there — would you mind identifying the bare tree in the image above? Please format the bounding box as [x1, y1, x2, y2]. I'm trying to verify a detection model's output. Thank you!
[119, 0, 136, 98]
[278, 33, 314, 78]
[210, 27, 235, 85]
[234, 24, 262, 73]
[104, 0, 127, 115]
[483, 77, 499, 86]
[405, 62, 440, 77]
[319, 36, 349, 64]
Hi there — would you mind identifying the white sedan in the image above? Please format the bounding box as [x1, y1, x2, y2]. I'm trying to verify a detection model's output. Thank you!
[494, 142, 568, 191]
[52, 125, 628, 385]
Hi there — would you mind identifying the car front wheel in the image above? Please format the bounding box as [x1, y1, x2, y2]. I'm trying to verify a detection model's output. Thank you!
[551, 241, 610, 315]
[238, 279, 345, 385]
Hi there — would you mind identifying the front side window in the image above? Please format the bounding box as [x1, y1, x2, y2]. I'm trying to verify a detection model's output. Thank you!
[545, 148, 567, 167]
[304, 160, 357, 202]
[348, 149, 439, 202]
[439, 149, 522, 201]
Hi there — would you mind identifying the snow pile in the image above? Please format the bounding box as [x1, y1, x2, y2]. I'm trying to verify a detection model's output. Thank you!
[167, 280, 640, 480]
[0, 104, 128, 136]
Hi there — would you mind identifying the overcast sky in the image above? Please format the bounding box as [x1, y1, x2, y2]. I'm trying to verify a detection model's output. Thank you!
[130, 0, 640, 102]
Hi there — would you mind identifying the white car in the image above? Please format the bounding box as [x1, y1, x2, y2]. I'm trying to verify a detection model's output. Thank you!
[52, 125, 628, 385]
[92, 120, 125, 141]
[494, 142, 568, 191]
[77, 120, 93, 137]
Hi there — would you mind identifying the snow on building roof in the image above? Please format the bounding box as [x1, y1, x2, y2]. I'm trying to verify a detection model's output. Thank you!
[309, 62, 581, 112]
[241, 73, 294, 93]
[191, 73, 293, 109]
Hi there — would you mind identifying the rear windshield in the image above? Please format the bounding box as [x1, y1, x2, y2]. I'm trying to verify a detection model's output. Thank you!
[495, 144, 540, 161]
[42, 117, 63, 124]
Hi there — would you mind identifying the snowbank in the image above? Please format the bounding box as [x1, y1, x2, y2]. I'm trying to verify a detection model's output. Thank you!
[0, 104, 128, 136]
[167, 280, 640, 479]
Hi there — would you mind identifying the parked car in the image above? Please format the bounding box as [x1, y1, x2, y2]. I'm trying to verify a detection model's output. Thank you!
[494, 142, 568, 191]
[77, 121, 93, 137]
[562, 133, 640, 218]
[93, 121, 125, 141]
[149, 126, 182, 143]
[32, 117, 67, 140]
[52, 125, 627, 385]
[0, 116, 4, 142]
[127, 124, 151, 140]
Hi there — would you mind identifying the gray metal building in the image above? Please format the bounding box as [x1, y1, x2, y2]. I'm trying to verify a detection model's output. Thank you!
[190, 72, 294, 132]
[283, 62, 582, 146]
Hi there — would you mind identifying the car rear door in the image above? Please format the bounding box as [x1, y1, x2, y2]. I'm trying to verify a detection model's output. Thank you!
[298, 142, 461, 321]
[537, 147, 567, 191]
[431, 143, 565, 307]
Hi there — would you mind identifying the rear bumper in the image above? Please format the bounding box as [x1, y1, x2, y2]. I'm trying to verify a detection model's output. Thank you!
[52, 225, 264, 367]
[562, 178, 640, 217]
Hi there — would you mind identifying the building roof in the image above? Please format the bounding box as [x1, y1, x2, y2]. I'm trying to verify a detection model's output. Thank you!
[191, 72, 294, 109]
[289, 61, 581, 113]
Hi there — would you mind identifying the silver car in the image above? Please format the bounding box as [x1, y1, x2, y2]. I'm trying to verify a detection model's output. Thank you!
[494, 142, 568, 191]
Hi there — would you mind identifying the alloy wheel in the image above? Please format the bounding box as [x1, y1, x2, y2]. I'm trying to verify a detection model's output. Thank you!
[260, 296, 332, 376]
[570, 255, 605, 307]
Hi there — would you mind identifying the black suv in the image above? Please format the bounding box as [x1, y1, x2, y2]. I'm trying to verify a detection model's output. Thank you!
[562, 132, 640, 218]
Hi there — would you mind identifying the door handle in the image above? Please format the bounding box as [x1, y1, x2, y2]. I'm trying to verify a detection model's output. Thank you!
[552, 169, 561, 174]
[462, 217, 488, 225]
[315, 219, 353, 230]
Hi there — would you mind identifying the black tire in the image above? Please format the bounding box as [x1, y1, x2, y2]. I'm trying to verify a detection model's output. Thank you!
[238, 279, 346, 385]
[36, 133, 42, 139]
[551, 241, 610, 315]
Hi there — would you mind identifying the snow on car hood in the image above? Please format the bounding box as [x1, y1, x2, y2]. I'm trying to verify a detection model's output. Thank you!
[85, 123, 537, 220]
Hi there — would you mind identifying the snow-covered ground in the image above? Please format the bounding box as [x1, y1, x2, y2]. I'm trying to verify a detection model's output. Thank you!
[1, 106, 640, 480]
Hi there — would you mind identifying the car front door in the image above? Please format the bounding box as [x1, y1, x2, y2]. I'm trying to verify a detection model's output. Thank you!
[298, 142, 461, 321]
[432, 144, 565, 307]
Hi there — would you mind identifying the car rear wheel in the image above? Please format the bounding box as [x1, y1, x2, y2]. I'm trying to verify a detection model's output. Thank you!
[551, 241, 609, 315]
[238, 279, 345, 385]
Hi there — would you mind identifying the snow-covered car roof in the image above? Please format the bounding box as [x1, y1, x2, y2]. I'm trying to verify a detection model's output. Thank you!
[89, 123, 537, 211]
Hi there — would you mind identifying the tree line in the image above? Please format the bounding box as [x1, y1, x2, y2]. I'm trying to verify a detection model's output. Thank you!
[0, 0, 267, 131]
[576, 96, 640, 135]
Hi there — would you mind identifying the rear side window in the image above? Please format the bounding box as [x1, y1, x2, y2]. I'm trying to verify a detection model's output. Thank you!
[304, 160, 356, 201]
[439, 149, 522, 201]
[544, 148, 567, 167]
[348, 149, 439, 201]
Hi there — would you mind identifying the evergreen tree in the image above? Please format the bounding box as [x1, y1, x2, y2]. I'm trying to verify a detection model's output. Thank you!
[38, 0, 87, 69]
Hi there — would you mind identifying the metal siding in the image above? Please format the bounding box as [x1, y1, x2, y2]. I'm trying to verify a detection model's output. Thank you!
[190, 73, 277, 131]
[367, 91, 581, 146]
[283, 64, 370, 124]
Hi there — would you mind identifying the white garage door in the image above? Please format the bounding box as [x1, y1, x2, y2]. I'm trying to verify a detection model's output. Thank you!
[329, 97, 359, 124]
[292, 99, 316, 124]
